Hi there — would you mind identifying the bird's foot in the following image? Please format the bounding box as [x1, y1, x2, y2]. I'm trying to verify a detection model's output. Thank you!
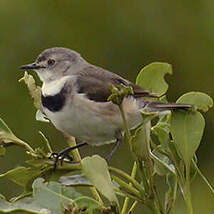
[49, 142, 88, 170]
[49, 149, 73, 171]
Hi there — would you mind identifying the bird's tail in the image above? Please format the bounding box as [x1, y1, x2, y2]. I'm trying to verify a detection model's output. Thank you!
[144, 101, 192, 111]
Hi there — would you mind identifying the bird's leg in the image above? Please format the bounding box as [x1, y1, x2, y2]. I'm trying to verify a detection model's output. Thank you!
[50, 142, 88, 170]
[105, 139, 120, 162]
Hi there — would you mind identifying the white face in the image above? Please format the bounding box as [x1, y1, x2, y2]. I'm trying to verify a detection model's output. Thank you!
[35, 68, 56, 82]
[33, 58, 72, 82]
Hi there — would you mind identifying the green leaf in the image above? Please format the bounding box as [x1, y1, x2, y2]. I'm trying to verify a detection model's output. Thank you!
[60, 174, 92, 186]
[131, 122, 151, 161]
[74, 196, 104, 214]
[152, 115, 170, 147]
[0, 197, 45, 213]
[26, 159, 49, 168]
[136, 62, 172, 95]
[0, 178, 86, 214]
[10, 192, 33, 203]
[81, 155, 119, 208]
[140, 110, 159, 124]
[152, 125, 169, 146]
[32, 178, 74, 214]
[32, 178, 103, 214]
[152, 150, 175, 176]
[0, 167, 42, 191]
[176, 91, 213, 112]
[170, 111, 205, 166]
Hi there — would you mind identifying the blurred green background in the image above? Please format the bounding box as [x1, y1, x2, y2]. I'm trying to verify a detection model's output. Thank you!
[0, 0, 214, 213]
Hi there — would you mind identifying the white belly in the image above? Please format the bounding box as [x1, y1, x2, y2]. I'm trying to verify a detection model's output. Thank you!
[43, 94, 142, 145]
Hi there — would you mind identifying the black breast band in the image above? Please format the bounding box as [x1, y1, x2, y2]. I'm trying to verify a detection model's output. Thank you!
[42, 84, 71, 112]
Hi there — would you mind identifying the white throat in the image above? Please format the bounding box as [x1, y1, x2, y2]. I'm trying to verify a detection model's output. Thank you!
[42, 76, 72, 96]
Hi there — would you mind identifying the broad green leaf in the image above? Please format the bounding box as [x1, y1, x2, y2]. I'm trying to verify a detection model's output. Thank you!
[152, 116, 170, 147]
[32, 178, 74, 214]
[152, 150, 175, 176]
[152, 125, 169, 146]
[131, 122, 151, 161]
[74, 196, 104, 214]
[10, 192, 33, 203]
[170, 111, 205, 166]
[60, 174, 92, 186]
[81, 155, 119, 208]
[32, 178, 102, 214]
[0, 167, 42, 191]
[0, 178, 85, 214]
[140, 110, 159, 124]
[60, 184, 82, 200]
[0, 197, 45, 214]
[176, 91, 213, 112]
[26, 159, 49, 168]
[136, 62, 172, 95]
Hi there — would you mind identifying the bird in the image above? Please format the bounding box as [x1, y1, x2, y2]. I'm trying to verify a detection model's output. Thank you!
[20, 47, 191, 162]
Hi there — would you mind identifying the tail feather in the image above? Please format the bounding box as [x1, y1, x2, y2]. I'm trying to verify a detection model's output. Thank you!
[145, 102, 192, 111]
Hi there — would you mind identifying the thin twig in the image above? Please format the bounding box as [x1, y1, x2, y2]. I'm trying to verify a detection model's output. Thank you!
[184, 163, 193, 214]
[192, 160, 214, 195]
[121, 162, 138, 214]
[38, 131, 53, 153]
[111, 175, 142, 199]
[119, 104, 131, 139]
[66, 135, 103, 205]
[128, 201, 138, 214]
[109, 166, 145, 195]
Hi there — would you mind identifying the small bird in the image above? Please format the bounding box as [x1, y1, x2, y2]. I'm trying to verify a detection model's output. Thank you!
[20, 47, 191, 160]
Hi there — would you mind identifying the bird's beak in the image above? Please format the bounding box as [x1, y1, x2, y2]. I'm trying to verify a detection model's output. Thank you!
[20, 63, 45, 70]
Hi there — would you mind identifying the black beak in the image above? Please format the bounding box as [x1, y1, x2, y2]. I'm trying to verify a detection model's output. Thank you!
[20, 63, 45, 70]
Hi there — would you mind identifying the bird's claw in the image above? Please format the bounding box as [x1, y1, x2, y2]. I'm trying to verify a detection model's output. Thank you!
[49, 150, 73, 171]
[48, 142, 88, 170]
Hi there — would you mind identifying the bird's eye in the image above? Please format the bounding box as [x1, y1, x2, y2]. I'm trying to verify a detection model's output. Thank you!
[47, 59, 55, 66]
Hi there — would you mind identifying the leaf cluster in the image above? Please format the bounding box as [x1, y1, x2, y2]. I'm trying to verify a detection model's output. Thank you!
[0, 62, 213, 214]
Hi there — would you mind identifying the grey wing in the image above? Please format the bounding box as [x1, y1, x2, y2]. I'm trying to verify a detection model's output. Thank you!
[75, 66, 158, 102]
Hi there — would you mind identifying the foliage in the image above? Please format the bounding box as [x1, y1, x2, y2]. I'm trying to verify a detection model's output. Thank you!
[0, 63, 213, 214]
[136, 62, 173, 96]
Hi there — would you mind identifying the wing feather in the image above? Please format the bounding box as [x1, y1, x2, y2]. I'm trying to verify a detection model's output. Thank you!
[76, 66, 158, 102]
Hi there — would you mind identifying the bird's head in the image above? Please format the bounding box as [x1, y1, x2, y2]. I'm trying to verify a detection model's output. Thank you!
[20, 47, 86, 82]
